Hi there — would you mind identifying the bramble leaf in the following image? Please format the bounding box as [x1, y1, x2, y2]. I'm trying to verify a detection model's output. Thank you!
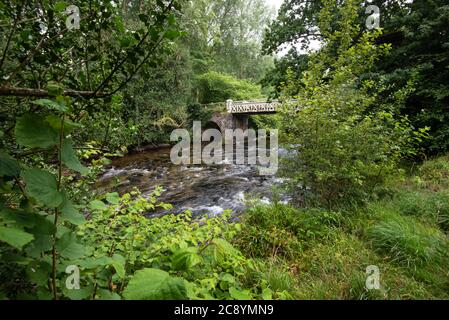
[123, 268, 186, 300]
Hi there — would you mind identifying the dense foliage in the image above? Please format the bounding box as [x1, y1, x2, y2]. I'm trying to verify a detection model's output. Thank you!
[1, 0, 449, 301]
[195, 71, 263, 104]
[279, 1, 426, 207]
[263, 0, 449, 153]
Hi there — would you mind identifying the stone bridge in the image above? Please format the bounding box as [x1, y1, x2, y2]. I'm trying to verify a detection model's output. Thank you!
[205, 99, 279, 132]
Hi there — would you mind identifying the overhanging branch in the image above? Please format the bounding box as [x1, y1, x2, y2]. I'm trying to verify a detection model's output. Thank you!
[0, 86, 108, 99]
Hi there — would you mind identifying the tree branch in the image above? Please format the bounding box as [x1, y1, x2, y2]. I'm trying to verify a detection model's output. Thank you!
[0, 1, 25, 70]
[0, 86, 108, 99]
[92, 0, 175, 96]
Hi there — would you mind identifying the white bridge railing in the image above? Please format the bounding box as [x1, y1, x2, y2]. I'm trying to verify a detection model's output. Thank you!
[226, 99, 280, 114]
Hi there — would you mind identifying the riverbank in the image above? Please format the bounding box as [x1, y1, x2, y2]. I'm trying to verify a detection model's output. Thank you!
[232, 155, 449, 299]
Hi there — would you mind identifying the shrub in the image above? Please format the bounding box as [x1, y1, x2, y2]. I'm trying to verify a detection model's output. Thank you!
[279, 30, 423, 208]
[249, 114, 281, 130]
[78, 189, 291, 300]
[186, 103, 213, 126]
[417, 156, 449, 190]
[195, 71, 262, 104]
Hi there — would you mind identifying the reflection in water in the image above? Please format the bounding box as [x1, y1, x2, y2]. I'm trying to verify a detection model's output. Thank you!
[97, 141, 289, 217]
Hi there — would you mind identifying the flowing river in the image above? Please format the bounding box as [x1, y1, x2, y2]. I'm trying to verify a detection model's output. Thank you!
[97, 142, 290, 217]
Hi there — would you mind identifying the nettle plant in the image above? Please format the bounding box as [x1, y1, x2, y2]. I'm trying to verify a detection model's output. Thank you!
[0, 95, 90, 299]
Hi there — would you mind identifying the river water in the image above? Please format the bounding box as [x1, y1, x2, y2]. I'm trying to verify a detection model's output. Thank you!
[97, 142, 290, 217]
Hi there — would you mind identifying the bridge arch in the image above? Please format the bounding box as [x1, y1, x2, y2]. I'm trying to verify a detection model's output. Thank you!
[208, 112, 234, 133]
[203, 120, 221, 132]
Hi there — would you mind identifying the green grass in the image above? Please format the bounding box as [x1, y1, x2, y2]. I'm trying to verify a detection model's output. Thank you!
[391, 189, 449, 230]
[235, 155, 449, 299]
[366, 212, 448, 268]
[417, 155, 449, 189]
[235, 203, 341, 259]
[293, 231, 435, 299]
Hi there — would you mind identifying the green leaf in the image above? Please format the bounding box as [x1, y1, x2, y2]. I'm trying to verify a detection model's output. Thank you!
[89, 200, 107, 211]
[0, 151, 20, 177]
[1, 253, 33, 265]
[229, 287, 252, 300]
[0, 207, 36, 228]
[32, 99, 67, 112]
[15, 114, 58, 149]
[111, 254, 126, 278]
[29, 214, 56, 235]
[56, 231, 85, 259]
[26, 260, 51, 286]
[123, 268, 187, 300]
[45, 115, 82, 135]
[59, 191, 85, 225]
[63, 284, 94, 300]
[22, 168, 63, 208]
[262, 288, 273, 300]
[96, 289, 121, 300]
[62, 139, 89, 175]
[54, 1, 68, 12]
[105, 192, 120, 205]
[26, 235, 53, 258]
[171, 247, 202, 271]
[25, 214, 56, 257]
[164, 29, 181, 40]
[0, 226, 34, 249]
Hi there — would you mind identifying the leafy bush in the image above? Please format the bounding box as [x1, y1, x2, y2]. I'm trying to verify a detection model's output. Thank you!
[77, 190, 290, 300]
[249, 114, 281, 130]
[0, 96, 95, 300]
[279, 29, 424, 207]
[78, 93, 187, 150]
[416, 156, 449, 190]
[276, 2, 429, 208]
[195, 71, 262, 104]
[186, 103, 214, 127]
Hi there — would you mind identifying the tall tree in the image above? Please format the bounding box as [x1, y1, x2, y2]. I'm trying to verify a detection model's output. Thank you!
[264, 0, 449, 154]
[180, 0, 275, 81]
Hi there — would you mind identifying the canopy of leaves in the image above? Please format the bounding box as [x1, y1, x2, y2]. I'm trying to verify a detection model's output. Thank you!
[195, 71, 262, 104]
